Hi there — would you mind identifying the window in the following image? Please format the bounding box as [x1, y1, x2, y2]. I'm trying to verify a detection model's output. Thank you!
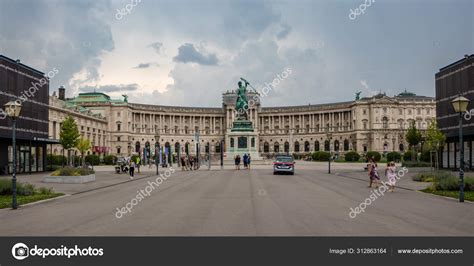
[117, 124, 121, 131]
[294, 141, 300, 152]
[274, 142, 280, 153]
[284, 142, 290, 153]
[117, 136, 121, 142]
[363, 120, 368, 130]
[408, 109, 412, 115]
[363, 109, 367, 115]
[304, 141, 310, 152]
[117, 111, 121, 117]
[417, 108, 421, 115]
[382, 117, 389, 129]
[399, 108, 403, 115]
[314, 141, 320, 151]
[117, 147, 121, 154]
[263, 142, 269, 153]
[427, 108, 430, 115]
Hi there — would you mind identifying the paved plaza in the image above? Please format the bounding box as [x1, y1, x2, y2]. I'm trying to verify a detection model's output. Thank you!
[0, 162, 472, 236]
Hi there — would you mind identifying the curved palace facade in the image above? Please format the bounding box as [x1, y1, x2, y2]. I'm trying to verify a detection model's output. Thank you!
[48, 88, 435, 159]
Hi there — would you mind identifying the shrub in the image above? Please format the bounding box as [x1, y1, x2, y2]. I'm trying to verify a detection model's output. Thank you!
[311, 151, 331, 161]
[0, 179, 12, 195]
[420, 151, 432, 163]
[386, 152, 401, 162]
[344, 151, 360, 162]
[434, 175, 459, 191]
[403, 151, 413, 161]
[366, 151, 381, 162]
[131, 155, 140, 164]
[47, 154, 67, 165]
[85, 155, 100, 165]
[412, 172, 436, 182]
[104, 155, 117, 165]
[402, 161, 431, 167]
[51, 167, 94, 176]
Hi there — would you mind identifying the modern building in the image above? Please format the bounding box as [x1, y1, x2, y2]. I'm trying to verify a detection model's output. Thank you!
[436, 54, 474, 169]
[63, 88, 435, 161]
[48, 87, 109, 159]
[0, 55, 52, 174]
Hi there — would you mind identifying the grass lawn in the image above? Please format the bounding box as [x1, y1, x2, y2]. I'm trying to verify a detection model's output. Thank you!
[421, 188, 474, 202]
[0, 193, 64, 209]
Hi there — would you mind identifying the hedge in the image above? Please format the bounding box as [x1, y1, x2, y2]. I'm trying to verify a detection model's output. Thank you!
[344, 151, 360, 162]
[104, 155, 117, 165]
[85, 155, 100, 165]
[311, 151, 331, 161]
[47, 155, 67, 165]
[386, 152, 401, 162]
[403, 151, 413, 161]
[366, 151, 381, 162]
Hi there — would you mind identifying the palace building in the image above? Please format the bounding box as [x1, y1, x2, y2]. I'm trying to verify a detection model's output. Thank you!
[56, 87, 435, 161]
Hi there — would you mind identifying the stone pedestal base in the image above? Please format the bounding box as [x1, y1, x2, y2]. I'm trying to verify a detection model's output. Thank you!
[225, 129, 263, 162]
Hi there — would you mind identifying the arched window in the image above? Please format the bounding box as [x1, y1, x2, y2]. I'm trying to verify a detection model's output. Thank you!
[215, 142, 221, 153]
[344, 139, 349, 151]
[304, 141, 310, 152]
[334, 140, 340, 151]
[399, 143, 404, 152]
[324, 140, 330, 151]
[284, 142, 290, 153]
[205, 142, 210, 153]
[230, 138, 234, 148]
[135, 141, 141, 153]
[185, 142, 190, 155]
[314, 141, 320, 151]
[175, 142, 180, 155]
[294, 141, 300, 152]
[264, 142, 269, 153]
[274, 142, 280, 153]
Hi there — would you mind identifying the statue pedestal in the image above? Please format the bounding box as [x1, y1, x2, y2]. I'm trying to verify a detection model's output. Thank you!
[225, 120, 263, 162]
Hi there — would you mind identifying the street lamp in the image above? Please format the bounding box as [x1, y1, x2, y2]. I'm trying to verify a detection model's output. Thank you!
[325, 127, 332, 174]
[451, 95, 470, 202]
[4, 101, 22, 209]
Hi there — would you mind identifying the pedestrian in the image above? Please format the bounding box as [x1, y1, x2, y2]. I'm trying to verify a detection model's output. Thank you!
[243, 154, 248, 169]
[181, 155, 186, 171]
[189, 155, 194, 170]
[386, 161, 397, 192]
[136, 156, 141, 173]
[367, 157, 379, 188]
[247, 154, 251, 170]
[129, 160, 135, 179]
[235, 155, 241, 170]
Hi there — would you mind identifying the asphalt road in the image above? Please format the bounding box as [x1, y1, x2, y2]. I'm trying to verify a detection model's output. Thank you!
[0, 164, 473, 236]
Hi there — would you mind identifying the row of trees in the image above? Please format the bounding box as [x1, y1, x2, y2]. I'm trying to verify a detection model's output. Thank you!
[59, 115, 91, 168]
[405, 120, 446, 169]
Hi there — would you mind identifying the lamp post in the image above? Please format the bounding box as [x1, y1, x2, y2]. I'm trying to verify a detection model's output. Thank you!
[325, 127, 332, 174]
[220, 139, 224, 169]
[5, 101, 22, 209]
[154, 135, 160, 175]
[451, 95, 470, 202]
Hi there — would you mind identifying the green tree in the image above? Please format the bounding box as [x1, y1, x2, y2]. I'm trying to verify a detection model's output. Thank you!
[425, 120, 446, 170]
[59, 115, 80, 166]
[76, 138, 91, 168]
[405, 120, 422, 161]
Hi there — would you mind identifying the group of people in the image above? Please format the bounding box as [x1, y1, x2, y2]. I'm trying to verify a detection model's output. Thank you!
[367, 157, 397, 192]
[234, 154, 251, 170]
[180, 155, 200, 171]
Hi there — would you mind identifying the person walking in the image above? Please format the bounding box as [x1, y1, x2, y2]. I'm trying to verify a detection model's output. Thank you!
[136, 156, 141, 173]
[235, 155, 241, 170]
[243, 154, 248, 169]
[386, 161, 397, 192]
[129, 160, 136, 179]
[247, 154, 251, 170]
[367, 157, 379, 188]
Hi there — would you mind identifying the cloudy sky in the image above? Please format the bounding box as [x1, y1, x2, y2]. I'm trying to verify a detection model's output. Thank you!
[0, 0, 472, 107]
